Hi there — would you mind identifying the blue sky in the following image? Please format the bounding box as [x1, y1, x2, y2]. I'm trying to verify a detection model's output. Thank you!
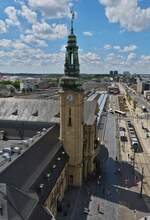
[0, 0, 150, 74]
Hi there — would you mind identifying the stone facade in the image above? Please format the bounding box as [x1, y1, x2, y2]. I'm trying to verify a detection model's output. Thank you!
[60, 90, 84, 186]
[45, 164, 68, 216]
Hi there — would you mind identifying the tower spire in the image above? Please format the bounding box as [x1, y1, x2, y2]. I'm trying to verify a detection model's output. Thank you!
[70, 9, 75, 34]
[59, 9, 80, 89]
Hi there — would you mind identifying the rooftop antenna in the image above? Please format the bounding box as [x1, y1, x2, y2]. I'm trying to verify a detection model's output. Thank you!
[70, 9, 75, 34]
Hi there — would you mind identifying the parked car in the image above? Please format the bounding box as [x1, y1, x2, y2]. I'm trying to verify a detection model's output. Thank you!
[119, 127, 126, 131]
[127, 121, 133, 128]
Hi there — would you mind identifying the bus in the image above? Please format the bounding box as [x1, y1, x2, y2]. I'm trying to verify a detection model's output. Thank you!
[115, 110, 126, 116]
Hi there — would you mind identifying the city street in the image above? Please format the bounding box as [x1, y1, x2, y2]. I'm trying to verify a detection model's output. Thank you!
[124, 84, 150, 111]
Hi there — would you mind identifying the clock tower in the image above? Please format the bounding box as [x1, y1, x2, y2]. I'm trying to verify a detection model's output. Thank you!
[59, 11, 84, 186]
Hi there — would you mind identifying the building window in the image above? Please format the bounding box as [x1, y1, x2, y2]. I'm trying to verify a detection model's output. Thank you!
[69, 175, 73, 185]
[68, 108, 72, 127]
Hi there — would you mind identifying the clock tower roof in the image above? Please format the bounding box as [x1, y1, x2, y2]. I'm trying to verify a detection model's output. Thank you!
[60, 9, 81, 90]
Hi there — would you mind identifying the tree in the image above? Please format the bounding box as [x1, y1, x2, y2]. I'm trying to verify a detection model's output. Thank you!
[13, 80, 20, 90]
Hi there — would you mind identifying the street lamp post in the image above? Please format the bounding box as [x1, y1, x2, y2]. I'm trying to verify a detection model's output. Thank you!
[140, 167, 144, 198]
[133, 149, 136, 174]
[146, 112, 149, 138]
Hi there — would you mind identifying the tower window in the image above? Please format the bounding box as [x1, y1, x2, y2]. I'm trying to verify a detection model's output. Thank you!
[69, 175, 73, 185]
[68, 108, 72, 127]
[70, 52, 74, 65]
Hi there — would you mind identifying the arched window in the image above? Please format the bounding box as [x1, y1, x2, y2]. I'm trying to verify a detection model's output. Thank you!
[68, 108, 72, 126]
[70, 52, 74, 65]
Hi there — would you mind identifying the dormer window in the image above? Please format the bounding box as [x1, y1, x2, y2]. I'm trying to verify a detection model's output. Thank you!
[12, 109, 18, 115]
[32, 110, 38, 116]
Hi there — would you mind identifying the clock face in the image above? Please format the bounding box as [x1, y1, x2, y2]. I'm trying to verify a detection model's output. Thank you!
[66, 94, 73, 103]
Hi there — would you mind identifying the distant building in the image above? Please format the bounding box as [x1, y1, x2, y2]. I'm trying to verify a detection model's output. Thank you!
[20, 77, 40, 92]
[123, 71, 131, 77]
[137, 75, 150, 94]
[109, 70, 119, 77]
[144, 90, 150, 101]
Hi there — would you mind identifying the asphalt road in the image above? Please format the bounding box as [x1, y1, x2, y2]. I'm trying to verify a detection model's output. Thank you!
[100, 111, 119, 220]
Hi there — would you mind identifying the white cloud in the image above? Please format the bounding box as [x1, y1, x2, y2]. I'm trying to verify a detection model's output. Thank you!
[60, 44, 67, 52]
[30, 21, 68, 40]
[99, 0, 150, 31]
[13, 41, 28, 50]
[0, 46, 65, 72]
[20, 34, 48, 47]
[121, 44, 137, 53]
[127, 52, 136, 60]
[80, 52, 101, 65]
[4, 6, 20, 27]
[104, 44, 112, 49]
[20, 5, 37, 23]
[0, 20, 7, 33]
[0, 39, 28, 50]
[140, 55, 150, 63]
[0, 39, 11, 48]
[104, 44, 137, 52]
[28, 0, 70, 19]
[0, 43, 150, 74]
[83, 31, 93, 37]
[113, 45, 121, 50]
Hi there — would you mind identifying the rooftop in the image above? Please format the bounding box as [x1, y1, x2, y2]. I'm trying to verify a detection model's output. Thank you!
[0, 120, 54, 172]
[0, 97, 59, 122]
[0, 122, 68, 220]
